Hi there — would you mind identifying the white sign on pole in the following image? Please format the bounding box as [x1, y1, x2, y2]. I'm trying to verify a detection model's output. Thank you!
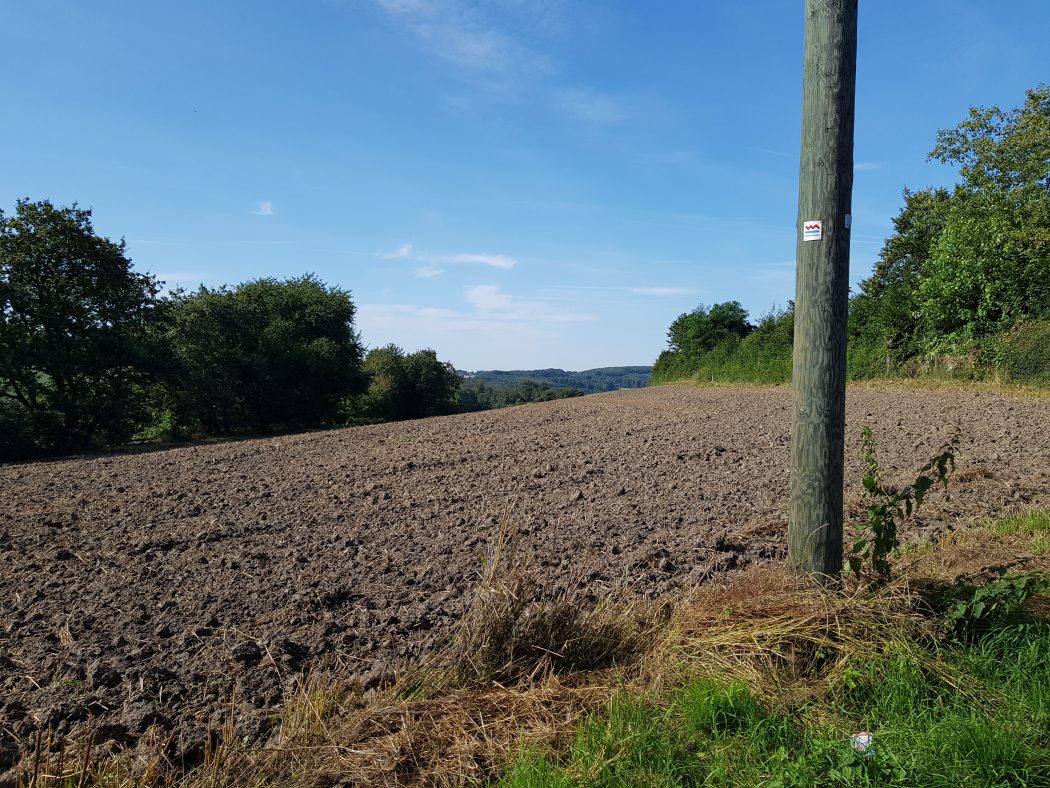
[803, 220, 822, 241]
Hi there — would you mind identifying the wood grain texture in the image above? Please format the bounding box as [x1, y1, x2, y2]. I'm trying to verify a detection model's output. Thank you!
[788, 0, 858, 582]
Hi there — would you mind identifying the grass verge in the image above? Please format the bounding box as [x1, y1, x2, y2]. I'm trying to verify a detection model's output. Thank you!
[500, 619, 1050, 787]
[14, 509, 1050, 787]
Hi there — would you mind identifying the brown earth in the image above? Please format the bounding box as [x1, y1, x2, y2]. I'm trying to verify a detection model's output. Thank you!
[1, 384, 1048, 771]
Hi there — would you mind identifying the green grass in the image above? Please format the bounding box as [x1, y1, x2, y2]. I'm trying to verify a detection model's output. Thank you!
[499, 619, 1050, 787]
[990, 509, 1050, 537]
[989, 509, 1050, 556]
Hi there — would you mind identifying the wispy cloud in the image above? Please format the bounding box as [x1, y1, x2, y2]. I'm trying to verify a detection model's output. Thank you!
[554, 87, 625, 124]
[461, 284, 590, 321]
[359, 284, 592, 341]
[382, 243, 414, 259]
[439, 252, 516, 269]
[380, 244, 518, 269]
[414, 265, 445, 278]
[374, 0, 549, 75]
[854, 161, 887, 171]
[252, 201, 274, 216]
[629, 286, 697, 296]
[748, 146, 795, 159]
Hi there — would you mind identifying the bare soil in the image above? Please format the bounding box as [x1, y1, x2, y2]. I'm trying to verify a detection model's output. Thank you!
[1, 384, 1048, 771]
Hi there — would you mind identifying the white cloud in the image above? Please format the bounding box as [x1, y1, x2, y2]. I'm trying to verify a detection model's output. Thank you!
[462, 284, 590, 322]
[465, 284, 514, 312]
[414, 265, 445, 278]
[854, 161, 887, 171]
[380, 245, 518, 269]
[252, 201, 274, 216]
[439, 252, 516, 269]
[359, 285, 592, 342]
[382, 243, 414, 259]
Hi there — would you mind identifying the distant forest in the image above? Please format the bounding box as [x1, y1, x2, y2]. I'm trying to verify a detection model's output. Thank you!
[460, 367, 652, 393]
[0, 194, 650, 462]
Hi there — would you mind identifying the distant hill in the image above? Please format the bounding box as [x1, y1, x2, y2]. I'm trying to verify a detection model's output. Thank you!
[459, 366, 651, 393]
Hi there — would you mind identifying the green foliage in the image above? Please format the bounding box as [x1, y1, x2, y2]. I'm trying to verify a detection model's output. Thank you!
[168, 275, 365, 433]
[650, 349, 699, 384]
[349, 344, 460, 422]
[666, 301, 752, 361]
[918, 192, 1050, 352]
[929, 86, 1050, 194]
[651, 303, 792, 384]
[849, 429, 958, 578]
[652, 87, 1050, 388]
[851, 85, 1050, 366]
[0, 199, 166, 459]
[941, 571, 1050, 640]
[848, 188, 953, 367]
[457, 378, 583, 412]
[995, 320, 1050, 384]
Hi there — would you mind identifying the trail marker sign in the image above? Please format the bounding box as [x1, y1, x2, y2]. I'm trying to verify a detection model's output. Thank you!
[803, 220, 823, 241]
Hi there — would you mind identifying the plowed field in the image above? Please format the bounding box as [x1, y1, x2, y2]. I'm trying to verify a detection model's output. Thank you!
[2, 384, 1048, 771]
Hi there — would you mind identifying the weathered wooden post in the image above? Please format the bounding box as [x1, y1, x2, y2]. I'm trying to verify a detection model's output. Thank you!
[788, 0, 858, 583]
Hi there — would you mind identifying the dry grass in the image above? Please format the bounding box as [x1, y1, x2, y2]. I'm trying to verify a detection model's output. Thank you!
[14, 511, 1050, 787]
[849, 376, 1050, 400]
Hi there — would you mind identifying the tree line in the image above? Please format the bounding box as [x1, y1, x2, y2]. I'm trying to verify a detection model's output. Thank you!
[653, 86, 1050, 386]
[463, 367, 651, 393]
[0, 202, 574, 461]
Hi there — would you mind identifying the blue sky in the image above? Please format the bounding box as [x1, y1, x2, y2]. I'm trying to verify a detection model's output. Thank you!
[3, 1, 1047, 370]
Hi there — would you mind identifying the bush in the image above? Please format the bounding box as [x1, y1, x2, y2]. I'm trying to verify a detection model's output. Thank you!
[996, 320, 1050, 384]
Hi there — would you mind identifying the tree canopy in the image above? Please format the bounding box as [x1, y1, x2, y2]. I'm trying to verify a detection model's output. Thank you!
[351, 345, 460, 422]
[167, 275, 366, 433]
[654, 85, 1050, 385]
[1, 199, 164, 455]
[852, 85, 1050, 359]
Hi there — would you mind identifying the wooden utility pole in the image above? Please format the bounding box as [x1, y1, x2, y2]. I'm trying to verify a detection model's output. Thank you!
[788, 0, 858, 583]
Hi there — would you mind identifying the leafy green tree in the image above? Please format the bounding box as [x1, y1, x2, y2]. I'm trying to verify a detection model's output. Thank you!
[918, 86, 1050, 350]
[0, 199, 165, 456]
[401, 348, 461, 418]
[353, 344, 407, 422]
[666, 301, 752, 361]
[929, 85, 1050, 194]
[848, 188, 952, 361]
[169, 275, 365, 432]
[847, 86, 1049, 366]
[652, 301, 753, 382]
[352, 345, 460, 422]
